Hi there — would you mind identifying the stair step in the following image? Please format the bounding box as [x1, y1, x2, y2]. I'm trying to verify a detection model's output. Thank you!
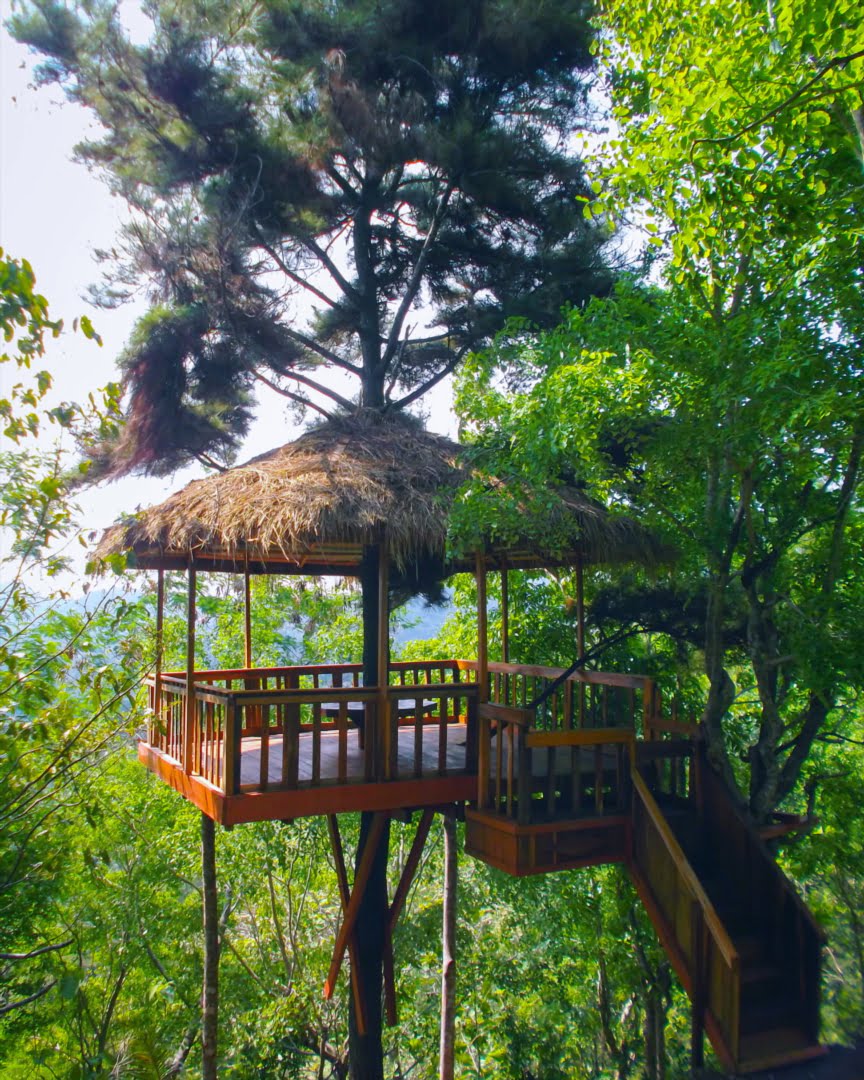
[739, 994, 801, 1035]
[738, 1026, 825, 1073]
[732, 934, 770, 965]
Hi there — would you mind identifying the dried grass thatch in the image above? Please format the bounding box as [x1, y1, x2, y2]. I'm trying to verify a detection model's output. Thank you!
[95, 411, 668, 575]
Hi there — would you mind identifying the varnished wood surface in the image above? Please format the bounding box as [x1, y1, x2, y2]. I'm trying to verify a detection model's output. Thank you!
[233, 723, 468, 788]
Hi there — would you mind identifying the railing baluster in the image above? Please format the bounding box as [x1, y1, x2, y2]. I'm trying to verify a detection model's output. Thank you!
[312, 703, 321, 785]
[259, 704, 270, 788]
[413, 699, 423, 778]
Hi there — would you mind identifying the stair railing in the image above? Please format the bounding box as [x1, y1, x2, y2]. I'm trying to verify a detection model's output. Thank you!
[698, 755, 825, 1043]
[631, 769, 741, 1067]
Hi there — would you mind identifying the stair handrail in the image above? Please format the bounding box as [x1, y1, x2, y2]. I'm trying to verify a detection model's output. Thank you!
[631, 769, 739, 969]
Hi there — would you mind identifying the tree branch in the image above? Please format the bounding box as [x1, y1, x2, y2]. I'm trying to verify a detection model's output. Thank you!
[391, 345, 468, 411]
[0, 939, 73, 962]
[381, 181, 456, 372]
[695, 49, 864, 146]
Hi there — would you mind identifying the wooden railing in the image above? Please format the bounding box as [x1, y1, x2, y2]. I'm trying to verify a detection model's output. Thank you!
[698, 752, 824, 1043]
[460, 660, 660, 734]
[471, 663, 649, 823]
[631, 769, 741, 1063]
[147, 662, 477, 796]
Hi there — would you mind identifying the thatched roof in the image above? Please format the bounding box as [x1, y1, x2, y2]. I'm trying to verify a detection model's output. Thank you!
[94, 411, 668, 575]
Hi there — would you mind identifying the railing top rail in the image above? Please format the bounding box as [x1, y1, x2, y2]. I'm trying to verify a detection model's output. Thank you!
[160, 662, 365, 681]
[386, 682, 479, 697]
[461, 659, 652, 690]
[478, 702, 533, 726]
[527, 728, 635, 749]
[632, 770, 740, 969]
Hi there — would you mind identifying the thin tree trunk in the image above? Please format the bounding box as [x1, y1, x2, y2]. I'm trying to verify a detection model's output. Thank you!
[439, 814, 457, 1080]
[201, 813, 219, 1080]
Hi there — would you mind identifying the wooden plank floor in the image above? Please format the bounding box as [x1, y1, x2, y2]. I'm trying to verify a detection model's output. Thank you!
[238, 723, 469, 788]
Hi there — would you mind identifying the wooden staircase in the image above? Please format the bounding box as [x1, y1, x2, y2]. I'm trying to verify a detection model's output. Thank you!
[630, 745, 825, 1074]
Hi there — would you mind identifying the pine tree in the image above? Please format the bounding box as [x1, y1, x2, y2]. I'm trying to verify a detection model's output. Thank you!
[13, 0, 609, 477]
[12, 3, 610, 1075]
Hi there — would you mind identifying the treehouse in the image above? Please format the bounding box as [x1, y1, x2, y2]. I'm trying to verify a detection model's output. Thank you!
[97, 412, 825, 1076]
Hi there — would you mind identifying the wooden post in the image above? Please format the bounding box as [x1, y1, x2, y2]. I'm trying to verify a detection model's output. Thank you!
[575, 555, 585, 662]
[153, 568, 165, 743]
[500, 566, 509, 664]
[377, 535, 389, 780]
[243, 557, 252, 669]
[184, 561, 197, 773]
[476, 553, 488, 704]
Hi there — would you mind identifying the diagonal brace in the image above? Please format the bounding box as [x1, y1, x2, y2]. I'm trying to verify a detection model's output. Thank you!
[383, 807, 435, 1026]
[324, 812, 389, 1023]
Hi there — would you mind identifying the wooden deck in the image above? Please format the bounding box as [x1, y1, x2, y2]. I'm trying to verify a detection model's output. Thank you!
[140, 722, 477, 826]
[234, 723, 469, 787]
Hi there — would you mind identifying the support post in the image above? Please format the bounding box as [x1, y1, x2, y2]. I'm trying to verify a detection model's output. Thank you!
[575, 555, 585, 662]
[243, 557, 252, 669]
[500, 566, 509, 664]
[153, 568, 165, 742]
[377, 535, 389, 780]
[476, 553, 488, 704]
[184, 561, 197, 772]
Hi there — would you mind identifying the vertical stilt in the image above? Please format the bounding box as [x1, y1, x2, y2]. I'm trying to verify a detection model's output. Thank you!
[201, 813, 219, 1080]
[439, 813, 457, 1080]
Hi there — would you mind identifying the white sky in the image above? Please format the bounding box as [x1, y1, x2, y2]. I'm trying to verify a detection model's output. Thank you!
[0, 26, 455, 575]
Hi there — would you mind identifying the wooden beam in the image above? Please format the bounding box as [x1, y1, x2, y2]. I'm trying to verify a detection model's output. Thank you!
[325, 816, 367, 1036]
[476, 553, 488, 704]
[184, 562, 197, 772]
[324, 812, 388, 1004]
[383, 807, 435, 1026]
[387, 808, 435, 938]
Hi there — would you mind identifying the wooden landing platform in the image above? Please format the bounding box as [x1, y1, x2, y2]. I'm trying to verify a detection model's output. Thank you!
[140, 724, 475, 826]
[465, 807, 630, 876]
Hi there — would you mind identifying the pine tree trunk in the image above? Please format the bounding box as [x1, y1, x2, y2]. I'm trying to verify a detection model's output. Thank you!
[201, 813, 219, 1080]
[439, 814, 457, 1080]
